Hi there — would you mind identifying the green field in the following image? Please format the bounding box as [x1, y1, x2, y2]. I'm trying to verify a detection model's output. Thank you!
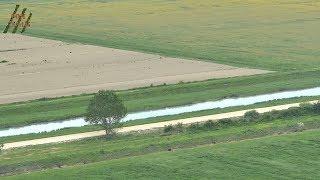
[1, 71, 320, 129]
[0, 0, 320, 129]
[1, 95, 319, 144]
[2, 124, 320, 179]
[1, 0, 320, 71]
[1, 1, 319, 178]
[1, 106, 320, 176]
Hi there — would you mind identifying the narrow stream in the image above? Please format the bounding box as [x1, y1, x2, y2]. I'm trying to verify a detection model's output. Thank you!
[1, 87, 320, 138]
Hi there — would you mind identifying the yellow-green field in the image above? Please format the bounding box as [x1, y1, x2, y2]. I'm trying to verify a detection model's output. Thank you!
[1, 0, 319, 70]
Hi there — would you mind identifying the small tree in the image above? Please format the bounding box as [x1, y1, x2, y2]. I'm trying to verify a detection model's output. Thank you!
[85, 90, 127, 137]
[244, 110, 260, 122]
[312, 101, 320, 113]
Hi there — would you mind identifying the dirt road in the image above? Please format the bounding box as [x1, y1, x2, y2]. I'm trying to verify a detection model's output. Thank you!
[3, 100, 317, 150]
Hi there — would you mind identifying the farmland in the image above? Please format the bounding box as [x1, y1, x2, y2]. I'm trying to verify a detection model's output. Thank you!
[0, 0, 319, 129]
[0, 33, 267, 104]
[0, 0, 319, 71]
[1, 73, 320, 129]
[0, 1, 320, 178]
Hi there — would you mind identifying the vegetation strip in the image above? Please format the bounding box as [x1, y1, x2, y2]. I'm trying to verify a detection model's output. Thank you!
[1, 69, 320, 129]
[1, 106, 320, 176]
[1, 95, 319, 144]
[2, 100, 318, 149]
[5, 129, 320, 179]
[1, 0, 320, 135]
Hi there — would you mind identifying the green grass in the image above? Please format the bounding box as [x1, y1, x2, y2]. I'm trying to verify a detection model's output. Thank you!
[1, 1, 319, 178]
[3, 125, 320, 179]
[1, 111, 320, 176]
[1, 70, 320, 129]
[1, 95, 319, 144]
[1, 0, 319, 71]
[0, 0, 320, 128]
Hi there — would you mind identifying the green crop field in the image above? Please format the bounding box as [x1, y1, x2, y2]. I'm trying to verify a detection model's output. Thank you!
[1, 0, 319, 71]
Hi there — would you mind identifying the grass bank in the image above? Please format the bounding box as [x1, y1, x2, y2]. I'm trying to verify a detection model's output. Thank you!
[1, 70, 320, 129]
[1, 106, 320, 176]
[2, 126, 320, 179]
[1, 95, 319, 144]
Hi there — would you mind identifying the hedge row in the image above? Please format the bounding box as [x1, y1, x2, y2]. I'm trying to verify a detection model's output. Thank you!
[163, 101, 320, 133]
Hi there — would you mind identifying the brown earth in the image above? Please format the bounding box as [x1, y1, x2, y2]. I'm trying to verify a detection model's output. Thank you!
[0, 33, 269, 104]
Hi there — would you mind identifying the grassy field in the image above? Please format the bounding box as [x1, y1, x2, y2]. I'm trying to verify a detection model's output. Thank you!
[1, 95, 319, 144]
[1, 71, 320, 129]
[1, 0, 319, 71]
[1, 5, 320, 176]
[2, 123, 320, 179]
[1, 1, 319, 178]
[0, 0, 320, 128]
[1, 108, 320, 176]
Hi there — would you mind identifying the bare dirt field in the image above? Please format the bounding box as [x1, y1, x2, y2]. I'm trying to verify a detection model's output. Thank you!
[0, 33, 269, 104]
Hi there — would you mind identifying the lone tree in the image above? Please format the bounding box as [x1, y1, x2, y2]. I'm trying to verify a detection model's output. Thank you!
[85, 90, 127, 136]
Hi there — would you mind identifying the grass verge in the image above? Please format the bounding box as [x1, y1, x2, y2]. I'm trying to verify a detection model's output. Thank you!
[5, 129, 319, 179]
[1, 107, 320, 176]
[1, 96, 319, 143]
[1, 70, 320, 129]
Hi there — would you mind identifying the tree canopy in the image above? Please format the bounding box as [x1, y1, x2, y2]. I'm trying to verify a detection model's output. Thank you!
[85, 90, 127, 136]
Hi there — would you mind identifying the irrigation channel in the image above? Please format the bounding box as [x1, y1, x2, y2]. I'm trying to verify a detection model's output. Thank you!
[1, 87, 320, 137]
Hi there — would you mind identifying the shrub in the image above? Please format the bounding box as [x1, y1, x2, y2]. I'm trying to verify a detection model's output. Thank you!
[0, 143, 3, 152]
[260, 112, 273, 122]
[164, 125, 174, 133]
[203, 120, 216, 129]
[187, 122, 201, 132]
[278, 107, 304, 118]
[174, 123, 184, 132]
[163, 123, 184, 134]
[264, 111, 279, 120]
[244, 110, 260, 122]
[290, 122, 305, 132]
[298, 101, 320, 114]
[312, 102, 320, 113]
[300, 103, 314, 113]
[218, 118, 233, 126]
[268, 110, 281, 119]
